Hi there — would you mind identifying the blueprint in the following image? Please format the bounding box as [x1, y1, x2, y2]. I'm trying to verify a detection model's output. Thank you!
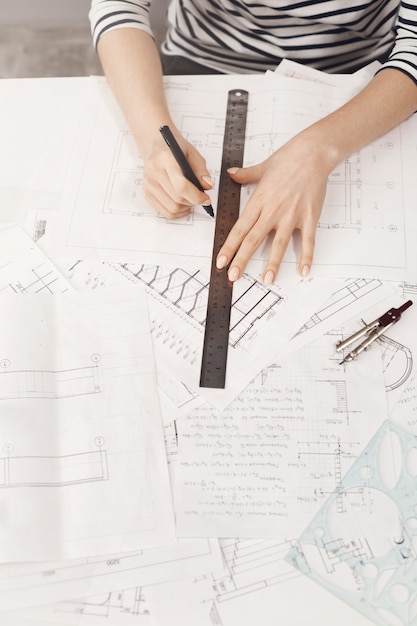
[43, 73, 417, 281]
[53, 257, 336, 410]
[0, 288, 175, 562]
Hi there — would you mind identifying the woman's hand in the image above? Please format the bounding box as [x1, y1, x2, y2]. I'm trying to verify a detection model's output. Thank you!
[216, 132, 333, 284]
[142, 130, 213, 219]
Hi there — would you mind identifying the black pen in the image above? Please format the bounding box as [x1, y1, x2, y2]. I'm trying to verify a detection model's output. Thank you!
[159, 125, 215, 218]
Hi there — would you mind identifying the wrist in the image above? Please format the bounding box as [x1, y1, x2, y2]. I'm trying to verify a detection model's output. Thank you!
[295, 124, 343, 175]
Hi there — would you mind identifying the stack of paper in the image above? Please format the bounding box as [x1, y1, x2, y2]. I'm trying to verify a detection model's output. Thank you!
[0, 60, 416, 626]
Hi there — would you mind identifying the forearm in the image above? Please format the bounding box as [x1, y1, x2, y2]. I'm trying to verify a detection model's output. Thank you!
[300, 68, 417, 173]
[96, 28, 174, 157]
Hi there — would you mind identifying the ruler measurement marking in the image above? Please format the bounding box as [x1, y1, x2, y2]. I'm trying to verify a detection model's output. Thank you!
[199, 89, 249, 389]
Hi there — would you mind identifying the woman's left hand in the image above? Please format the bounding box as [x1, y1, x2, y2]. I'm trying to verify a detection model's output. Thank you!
[216, 132, 332, 284]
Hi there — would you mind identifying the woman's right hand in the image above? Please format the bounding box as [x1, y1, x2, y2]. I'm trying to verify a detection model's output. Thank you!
[142, 130, 214, 219]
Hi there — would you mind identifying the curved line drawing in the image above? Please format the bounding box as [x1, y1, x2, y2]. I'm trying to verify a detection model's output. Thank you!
[380, 335, 413, 391]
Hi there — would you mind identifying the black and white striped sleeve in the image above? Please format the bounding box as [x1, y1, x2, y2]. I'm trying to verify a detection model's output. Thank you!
[382, 1, 417, 83]
[89, 0, 153, 48]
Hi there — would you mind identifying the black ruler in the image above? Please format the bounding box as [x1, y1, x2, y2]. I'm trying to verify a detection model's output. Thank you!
[199, 89, 249, 389]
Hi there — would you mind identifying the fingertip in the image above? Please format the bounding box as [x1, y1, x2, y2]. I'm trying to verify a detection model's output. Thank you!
[201, 174, 214, 189]
[300, 264, 310, 278]
[216, 254, 228, 270]
[263, 270, 275, 286]
[228, 266, 240, 282]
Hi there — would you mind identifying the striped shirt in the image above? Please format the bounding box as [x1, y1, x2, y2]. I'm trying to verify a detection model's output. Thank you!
[89, 1, 417, 81]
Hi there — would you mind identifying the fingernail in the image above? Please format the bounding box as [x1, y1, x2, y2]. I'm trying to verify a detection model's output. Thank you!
[202, 199, 212, 206]
[202, 175, 213, 187]
[217, 255, 227, 269]
[301, 265, 310, 277]
[263, 270, 274, 286]
[228, 266, 240, 282]
[227, 167, 238, 175]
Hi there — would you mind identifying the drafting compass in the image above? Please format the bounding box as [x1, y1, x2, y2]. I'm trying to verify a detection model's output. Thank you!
[336, 300, 413, 364]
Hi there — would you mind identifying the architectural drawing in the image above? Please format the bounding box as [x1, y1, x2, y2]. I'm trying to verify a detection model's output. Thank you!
[0, 226, 70, 295]
[295, 278, 384, 336]
[379, 335, 413, 392]
[114, 263, 283, 348]
[102, 112, 222, 224]
[334, 315, 414, 394]
[103, 131, 157, 220]
[399, 281, 417, 299]
[1, 262, 69, 295]
[0, 290, 176, 563]
[0, 438, 108, 488]
[101, 126, 399, 239]
[211, 538, 301, 603]
[47, 74, 417, 281]
[0, 358, 101, 399]
[0, 539, 222, 613]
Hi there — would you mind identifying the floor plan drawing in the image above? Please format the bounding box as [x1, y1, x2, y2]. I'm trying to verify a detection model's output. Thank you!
[47, 74, 417, 281]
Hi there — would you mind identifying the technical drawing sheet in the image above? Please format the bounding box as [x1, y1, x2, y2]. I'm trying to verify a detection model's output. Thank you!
[174, 325, 394, 538]
[43, 73, 417, 281]
[0, 538, 221, 613]
[144, 538, 373, 626]
[283, 280, 417, 412]
[342, 286, 417, 412]
[0, 288, 175, 562]
[54, 257, 336, 409]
